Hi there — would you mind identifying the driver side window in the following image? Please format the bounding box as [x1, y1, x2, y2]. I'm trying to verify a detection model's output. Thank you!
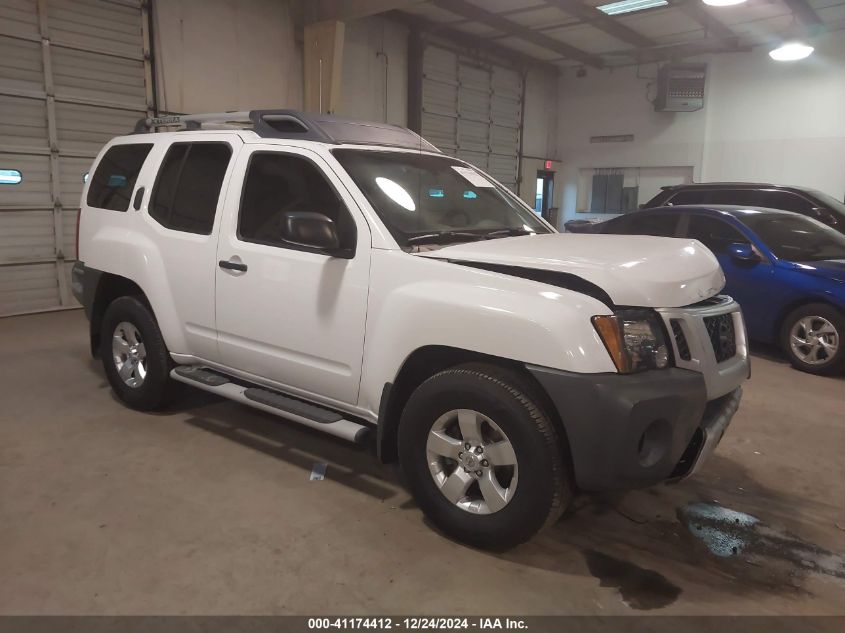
[687, 215, 748, 254]
[238, 152, 356, 251]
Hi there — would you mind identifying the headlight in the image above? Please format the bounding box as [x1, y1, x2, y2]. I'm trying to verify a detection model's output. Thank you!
[592, 310, 670, 373]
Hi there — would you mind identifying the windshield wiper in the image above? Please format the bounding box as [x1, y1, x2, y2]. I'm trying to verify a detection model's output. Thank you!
[482, 228, 535, 239]
[406, 231, 486, 245]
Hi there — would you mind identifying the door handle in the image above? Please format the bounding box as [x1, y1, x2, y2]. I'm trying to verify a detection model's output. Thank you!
[219, 259, 248, 272]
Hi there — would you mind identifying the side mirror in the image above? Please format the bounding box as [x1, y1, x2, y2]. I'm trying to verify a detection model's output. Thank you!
[281, 211, 347, 256]
[728, 242, 760, 262]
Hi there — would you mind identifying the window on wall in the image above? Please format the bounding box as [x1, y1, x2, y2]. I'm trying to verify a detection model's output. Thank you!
[149, 142, 232, 235]
[87, 143, 153, 211]
[577, 166, 694, 214]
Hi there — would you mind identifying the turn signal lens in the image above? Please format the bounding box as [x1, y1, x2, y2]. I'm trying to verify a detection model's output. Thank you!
[592, 315, 633, 373]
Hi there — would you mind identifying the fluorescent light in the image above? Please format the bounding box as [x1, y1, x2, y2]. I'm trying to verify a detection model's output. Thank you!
[702, 0, 746, 6]
[597, 0, 667, 15]
[0, 169, 22, 184]
[769, 42, 814, 61]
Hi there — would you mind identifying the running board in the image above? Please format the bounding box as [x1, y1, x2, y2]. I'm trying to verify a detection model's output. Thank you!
[171, 366, 369, 444]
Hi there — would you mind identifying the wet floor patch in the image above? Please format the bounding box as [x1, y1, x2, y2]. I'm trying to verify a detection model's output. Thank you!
[583, 549, 682, 610]
[678, 502, 845, 580]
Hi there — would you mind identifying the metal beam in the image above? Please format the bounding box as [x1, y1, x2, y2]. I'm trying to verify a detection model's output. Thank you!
[781, 0, 823, 28]
[543, 0, 657, 49]
[674, 0, 735, 41]
[388, 11, 561, 75]
[430, 0, 604, 68]
[628, 38, 747, 64]
[303, 0, 424, 24]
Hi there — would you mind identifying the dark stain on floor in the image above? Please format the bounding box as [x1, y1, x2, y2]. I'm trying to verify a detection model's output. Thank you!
[583, 549, 682, 610]
[678, 502, 845, 580]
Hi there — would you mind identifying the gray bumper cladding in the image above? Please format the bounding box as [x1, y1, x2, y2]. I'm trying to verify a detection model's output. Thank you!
[527, 365, 741, 492]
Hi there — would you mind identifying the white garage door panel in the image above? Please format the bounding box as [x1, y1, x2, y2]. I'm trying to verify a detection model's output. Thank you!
[0, 36, 43, 94]
[0, 0, 150, 315]
[0, 0, 39, 38]
[0, 264, 60, 313]
[0, 154, 51, 207]
[56, 102, 145, 155]
[0, 94, 48, 150]
[48, 0, 143, 58]
[0, 211, 55, 262]
[421, 112, 457, 150]
[59, 156, 93, 206]
[421, 44, 523, 194]
[52, 47, 146, 107]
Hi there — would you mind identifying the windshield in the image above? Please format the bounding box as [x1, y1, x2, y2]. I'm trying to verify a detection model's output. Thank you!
[333, 149, 551, 247]
[740, 212, 845, 261]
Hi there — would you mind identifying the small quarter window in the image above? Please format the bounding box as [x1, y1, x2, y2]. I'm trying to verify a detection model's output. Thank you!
[87, 144, 153, 211]
[0, 169, 22, 184]
[149, 142, 232, 235]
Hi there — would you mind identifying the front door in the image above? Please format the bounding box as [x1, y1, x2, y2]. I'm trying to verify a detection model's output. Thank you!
[214, 146, 371, 406]
[685, 214, 775, 334]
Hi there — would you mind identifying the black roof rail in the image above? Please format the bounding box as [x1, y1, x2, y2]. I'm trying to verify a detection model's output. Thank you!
[133, 109, 440, 152]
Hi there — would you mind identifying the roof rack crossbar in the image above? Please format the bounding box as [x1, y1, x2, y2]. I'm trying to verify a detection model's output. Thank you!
[132, 109, 441, 152]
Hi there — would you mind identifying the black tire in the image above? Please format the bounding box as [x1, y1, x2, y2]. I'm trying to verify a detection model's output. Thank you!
[780, 303, 845, 376]
[100, 295, 175, 410]
[398, 363, 572, 549]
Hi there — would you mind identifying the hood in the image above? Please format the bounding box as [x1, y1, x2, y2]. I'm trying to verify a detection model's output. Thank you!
[414, 233, 725, 308]
[791, 260, 845, 285]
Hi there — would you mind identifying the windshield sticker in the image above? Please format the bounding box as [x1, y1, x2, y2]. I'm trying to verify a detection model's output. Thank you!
[451, 166, 494, 188]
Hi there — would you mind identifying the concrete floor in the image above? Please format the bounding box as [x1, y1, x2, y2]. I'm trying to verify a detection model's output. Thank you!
[1, 309, 844, 615]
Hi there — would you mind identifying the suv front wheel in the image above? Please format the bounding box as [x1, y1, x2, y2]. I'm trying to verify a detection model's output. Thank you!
[100, 296, 175, 410]
[398, 363, 572, 549]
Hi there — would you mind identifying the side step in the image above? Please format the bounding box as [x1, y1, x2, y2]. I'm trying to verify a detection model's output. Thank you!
[171, 366, 369, 444]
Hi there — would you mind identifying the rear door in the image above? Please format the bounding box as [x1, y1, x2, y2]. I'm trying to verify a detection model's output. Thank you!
[214, 145, 371, 406]
[138, 135, 240, 361]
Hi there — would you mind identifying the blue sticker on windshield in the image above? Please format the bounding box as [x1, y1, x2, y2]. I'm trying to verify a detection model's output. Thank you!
[428, 188, 445, 198]
[107, 174, 127, 188]
[463, 190, 478, 199]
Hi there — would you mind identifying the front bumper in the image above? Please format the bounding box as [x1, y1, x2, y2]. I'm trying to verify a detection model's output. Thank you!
[528, 365, 742, 491]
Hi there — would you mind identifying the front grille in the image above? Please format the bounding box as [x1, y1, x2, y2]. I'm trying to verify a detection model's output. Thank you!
[670, 319, 691, 361]
[704, 313, 736, 363]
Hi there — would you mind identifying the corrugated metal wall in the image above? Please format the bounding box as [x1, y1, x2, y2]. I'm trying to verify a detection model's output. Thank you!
[0, 0, 152, 316]
[420, 44, 523, 191]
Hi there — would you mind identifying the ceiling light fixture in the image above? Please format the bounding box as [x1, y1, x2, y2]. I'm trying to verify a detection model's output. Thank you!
[702, 0, 746, 7]
[596, 0, 668, 16]
[769, 41, 814, 61]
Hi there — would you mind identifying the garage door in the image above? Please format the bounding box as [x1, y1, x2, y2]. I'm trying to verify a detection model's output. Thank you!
[420, 44, 523, 191]
[0, 0, 152, 316]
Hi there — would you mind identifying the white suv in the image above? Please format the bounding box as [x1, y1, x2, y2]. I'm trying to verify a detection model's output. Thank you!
[73, 110, 748, 548]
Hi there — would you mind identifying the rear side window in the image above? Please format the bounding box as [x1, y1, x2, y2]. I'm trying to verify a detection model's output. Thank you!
[86, 143, 152, 211]
[609, 212, 679, 237]
[149, 142, 232, 235]
[687, 215, 749, 254]
[667, 190, 709, 205]
[756, 190, 814, 213]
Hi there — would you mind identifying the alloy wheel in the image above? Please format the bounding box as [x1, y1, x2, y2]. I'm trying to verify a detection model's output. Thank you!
[790, 315, 839, 366]
[426, 409, 518, 514]
[112, 321, 147, 388]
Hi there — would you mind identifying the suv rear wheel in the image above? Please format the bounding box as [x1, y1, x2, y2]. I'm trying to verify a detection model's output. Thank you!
[398, 363, 571, 549]
[100, 296, 175, 410]
[780, 303, 845, 375]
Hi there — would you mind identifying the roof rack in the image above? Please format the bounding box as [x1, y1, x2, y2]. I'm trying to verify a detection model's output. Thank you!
[133, 109, 440, 153]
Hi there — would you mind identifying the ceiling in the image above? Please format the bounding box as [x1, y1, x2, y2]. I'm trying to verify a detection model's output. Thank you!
[390, 0, 845, 69]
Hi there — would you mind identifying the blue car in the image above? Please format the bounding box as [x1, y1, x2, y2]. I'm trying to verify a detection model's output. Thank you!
[582, 205, 845, 375]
